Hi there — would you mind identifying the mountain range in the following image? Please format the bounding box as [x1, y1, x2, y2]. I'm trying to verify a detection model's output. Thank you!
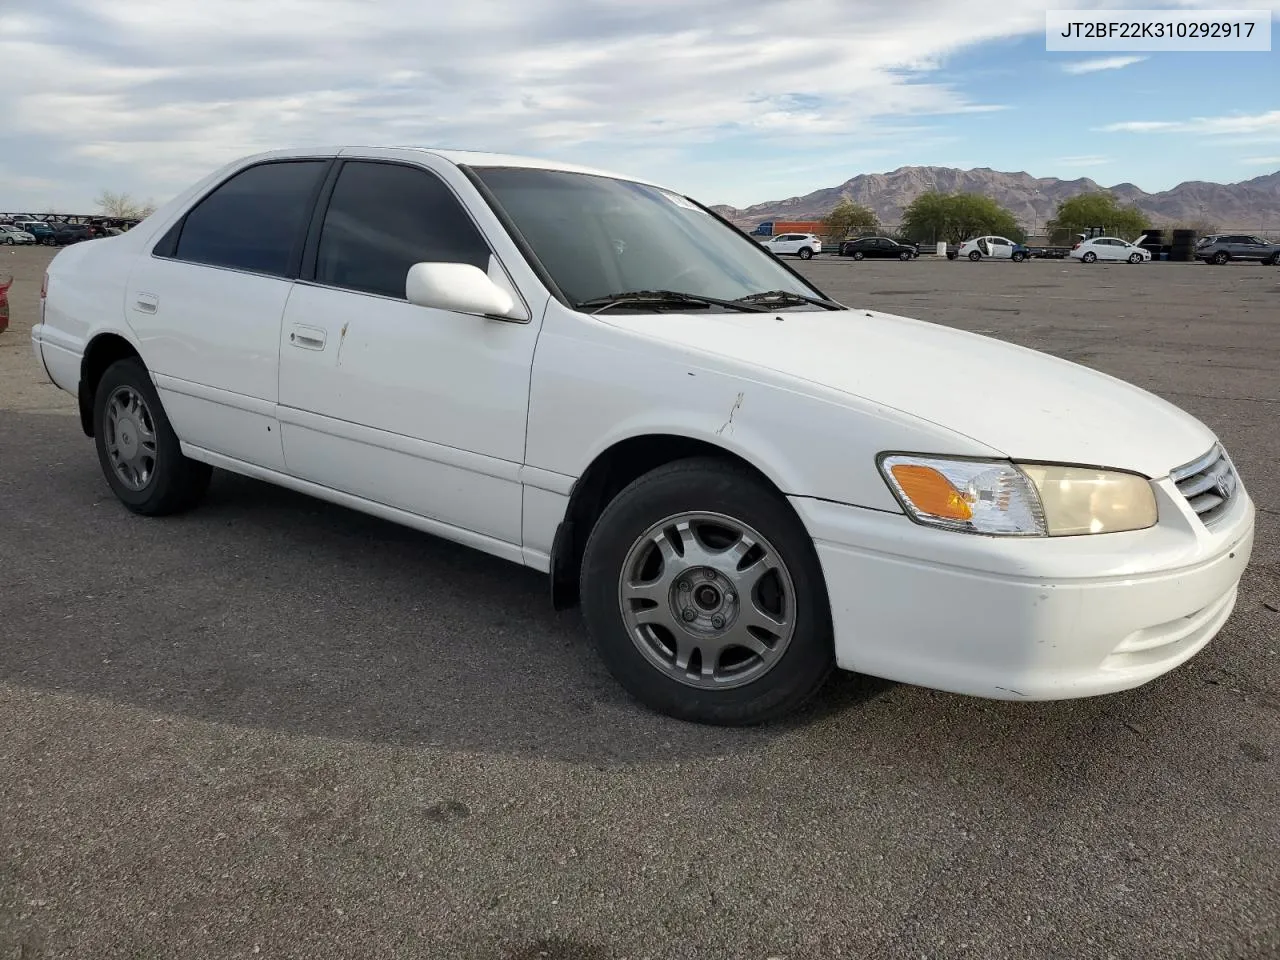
[711, 166, 1280, 233]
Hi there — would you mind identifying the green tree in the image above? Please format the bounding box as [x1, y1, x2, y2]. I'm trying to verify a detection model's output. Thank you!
[822, 199, 879, 238]
[1048, 191, 1149, 242]
[900, 191, 1024, 244]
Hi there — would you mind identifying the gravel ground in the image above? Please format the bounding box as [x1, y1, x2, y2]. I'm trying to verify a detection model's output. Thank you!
[1, 243, 1277, 959]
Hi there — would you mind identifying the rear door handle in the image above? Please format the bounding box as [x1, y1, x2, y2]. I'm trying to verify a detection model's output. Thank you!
[288, 324, 327, 350]
[134, 292, 159, 314]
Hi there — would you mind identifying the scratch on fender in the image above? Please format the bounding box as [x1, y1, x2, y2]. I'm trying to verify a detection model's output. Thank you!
[716, 391, 744, 436]
[336, 322, 350, 365]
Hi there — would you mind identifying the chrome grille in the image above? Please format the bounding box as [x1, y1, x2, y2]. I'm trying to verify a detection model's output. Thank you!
[1170, 444, 1238, 525]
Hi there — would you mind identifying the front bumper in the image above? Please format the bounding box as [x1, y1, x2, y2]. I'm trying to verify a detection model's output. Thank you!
[790, 477, 1255, 701]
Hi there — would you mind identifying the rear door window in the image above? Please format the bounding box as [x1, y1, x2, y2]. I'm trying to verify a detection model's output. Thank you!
[169, 160, 328, 278]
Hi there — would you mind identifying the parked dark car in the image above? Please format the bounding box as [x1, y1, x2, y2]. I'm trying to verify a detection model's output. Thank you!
[51, 223, 92, 245]
[839, 236, 919, 260]
[1194, 234, 1280, 265]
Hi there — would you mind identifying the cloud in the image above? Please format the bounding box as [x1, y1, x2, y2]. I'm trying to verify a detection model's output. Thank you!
[1060, 56, 1147, 74]
[1242, 156, 1280, 166]
[1056, 155, 1112, 166]
[1098, 111, 1280, 137]
[4, 0, 1280, 210]
[0, 0, 1056, 209]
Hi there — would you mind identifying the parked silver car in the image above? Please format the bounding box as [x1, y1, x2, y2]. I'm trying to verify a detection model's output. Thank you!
[1194, 234, 1280, 265]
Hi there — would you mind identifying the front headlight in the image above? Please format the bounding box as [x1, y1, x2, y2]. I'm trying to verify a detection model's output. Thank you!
[879, 455, 1157, 537]
[1018, 463, 1157, 535]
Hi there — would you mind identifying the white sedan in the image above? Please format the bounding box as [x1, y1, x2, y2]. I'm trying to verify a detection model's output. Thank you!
[32, 146, 1254, 725]
[956, 235, 1030, 261]
[1071, 235, 1152, 264]
[758, 232, 822, 260]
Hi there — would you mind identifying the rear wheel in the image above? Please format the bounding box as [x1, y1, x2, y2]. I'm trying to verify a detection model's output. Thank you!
[1082, 251, 1097, 263]
[93, 357, 212, 516]
[798, 247, 813, 260]
[968, 250, 981, 261]
[851, 251, 864, 261]
[580, 458, 835, 725]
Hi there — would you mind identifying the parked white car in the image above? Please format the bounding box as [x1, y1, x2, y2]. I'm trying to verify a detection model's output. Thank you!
[0, 224, 36, 245]
[1070, 235, 1152, 264]
[956, 236, 1030, 262]
[758, 232, 822, 260]
[32, 146, 1255, 725]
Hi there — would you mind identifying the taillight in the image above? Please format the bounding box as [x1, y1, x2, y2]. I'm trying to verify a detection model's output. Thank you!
[1071, 242, 1081, 250]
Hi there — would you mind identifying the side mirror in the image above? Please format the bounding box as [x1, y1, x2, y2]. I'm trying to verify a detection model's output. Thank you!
[405, 262, 515, 317]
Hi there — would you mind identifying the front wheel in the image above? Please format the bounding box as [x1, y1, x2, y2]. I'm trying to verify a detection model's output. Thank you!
[93, 357, 212, 515]
[1212, 251, 1229, 265]
[968, 251, 981, 261]
[1011, 251, 1026, 262]
[580, 458, 835, 725]
[898, 250, 911, 261]
[798, 248, 813, 260]
[1128, 252, 1142, 264]
[1081, 251, 1097, 263]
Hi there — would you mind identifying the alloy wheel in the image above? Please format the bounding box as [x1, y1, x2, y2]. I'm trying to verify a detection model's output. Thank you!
[617, 512, 796, 690]
[104, 385, 158, 491]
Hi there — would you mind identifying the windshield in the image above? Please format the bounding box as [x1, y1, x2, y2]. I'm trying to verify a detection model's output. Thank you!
[469, 166, 828, 310]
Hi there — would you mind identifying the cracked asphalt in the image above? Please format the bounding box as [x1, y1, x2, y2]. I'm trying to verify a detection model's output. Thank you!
[1, 244, 1277, 959]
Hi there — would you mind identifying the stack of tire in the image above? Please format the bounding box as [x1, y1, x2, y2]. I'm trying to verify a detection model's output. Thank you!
[1169, 229, 1197, 263]
[1139, 229, 1164, 261]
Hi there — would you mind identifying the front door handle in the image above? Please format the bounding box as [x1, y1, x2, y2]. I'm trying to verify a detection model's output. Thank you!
[289, 324, 327, 350]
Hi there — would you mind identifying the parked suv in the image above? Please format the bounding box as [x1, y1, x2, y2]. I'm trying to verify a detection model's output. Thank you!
[839, 236, 918, 260]
[1194, 234, 1280, 265]
[14, 220, 57, 245]
[758, 232, 822, 260]
[31, 146, 1255, 726]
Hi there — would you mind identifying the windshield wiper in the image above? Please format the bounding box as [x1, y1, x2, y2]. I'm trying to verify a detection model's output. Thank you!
[734, 290, 845, 310]
[575, 290, 770, 315]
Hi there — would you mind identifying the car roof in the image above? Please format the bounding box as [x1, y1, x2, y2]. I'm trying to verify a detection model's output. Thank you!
[234, 145, 663, 189]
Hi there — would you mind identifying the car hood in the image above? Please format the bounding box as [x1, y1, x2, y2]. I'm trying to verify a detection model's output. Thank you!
[600, 307, 1215, 479]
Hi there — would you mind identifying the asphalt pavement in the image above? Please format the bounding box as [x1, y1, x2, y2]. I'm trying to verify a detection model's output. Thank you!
[1, 245, 1277, 959]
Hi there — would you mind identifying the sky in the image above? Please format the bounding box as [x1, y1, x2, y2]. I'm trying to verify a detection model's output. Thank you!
[1, 0, 1277, 213]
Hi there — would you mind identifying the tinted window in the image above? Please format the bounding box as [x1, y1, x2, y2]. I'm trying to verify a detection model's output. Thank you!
[314, 161, 491, 299]
[174, 160, 326, 277]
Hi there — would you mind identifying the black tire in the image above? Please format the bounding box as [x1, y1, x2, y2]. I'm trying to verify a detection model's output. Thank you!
[968, 250, 981, 261]
[1212, 251, 1229, 265]
[898, 250, 911, 261]
[851, 251, 864, 261]
[93, 357, 212, 516]
[580, 457, 835, 726]
[798, 247, 813, 260]
[1011, 251, 1026, 262]
[1082, 251, 1097, 263]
